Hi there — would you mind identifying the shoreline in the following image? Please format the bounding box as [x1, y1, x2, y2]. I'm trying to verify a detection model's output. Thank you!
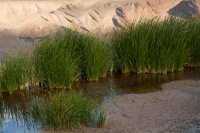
[69, 80, 200, 133]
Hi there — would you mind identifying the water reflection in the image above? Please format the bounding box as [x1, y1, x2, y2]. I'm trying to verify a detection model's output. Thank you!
[0, 68, 200, 132]
[0, 91, 38, 133]
[76, 68, 200, 99]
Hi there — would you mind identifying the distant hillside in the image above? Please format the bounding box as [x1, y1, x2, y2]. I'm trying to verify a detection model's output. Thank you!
[168, 0, 200, 18]
[0, 0, 199, 38]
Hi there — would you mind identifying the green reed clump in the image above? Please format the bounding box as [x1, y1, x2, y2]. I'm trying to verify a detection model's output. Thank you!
[78, 35, 111, 81]
[32, 91, 106, 130]
[112, 18, 190, 74]
[187, 18, 200, 67]
[0, 53, 33, 93]
[0, 64, 2, 93]
[34, 31, 80, 89]
[147, 18, 190, 73]
[112, 19, 154, 73]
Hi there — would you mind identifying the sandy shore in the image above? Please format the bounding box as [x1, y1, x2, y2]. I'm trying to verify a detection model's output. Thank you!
[67, 80, 200, 133]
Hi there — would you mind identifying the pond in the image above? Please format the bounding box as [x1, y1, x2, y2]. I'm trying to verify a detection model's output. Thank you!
[0, 68, 200, 133]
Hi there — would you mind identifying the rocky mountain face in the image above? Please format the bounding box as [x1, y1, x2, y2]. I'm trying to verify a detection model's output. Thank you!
[0, 0, 199, 38]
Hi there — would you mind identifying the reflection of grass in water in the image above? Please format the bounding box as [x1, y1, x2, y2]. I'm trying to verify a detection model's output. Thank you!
[0, 91, 37, 130]
[112, 71, 189, 94]
[32, 91, 107, 130]
[91, 106, 107, 128]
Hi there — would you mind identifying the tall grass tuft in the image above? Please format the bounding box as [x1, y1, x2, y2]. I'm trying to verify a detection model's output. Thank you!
[187, 18, 200, 67]
[112, 19, 156, 73]
[31, 91, 106, 130]
[112, 17, 191, 74]
[34, 31, 80, 89]
[147, 18, 190, 73]
[78, 35, 111, 81]
[0, 52, 33, 93]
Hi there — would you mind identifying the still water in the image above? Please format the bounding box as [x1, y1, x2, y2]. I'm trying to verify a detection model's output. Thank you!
[0, 68, 200, 133]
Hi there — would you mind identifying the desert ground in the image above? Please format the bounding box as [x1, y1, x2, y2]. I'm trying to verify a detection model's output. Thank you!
[0, 0, 200, 133]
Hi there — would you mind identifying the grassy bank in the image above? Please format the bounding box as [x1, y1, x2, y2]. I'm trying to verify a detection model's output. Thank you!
[0, 17, 200, 93]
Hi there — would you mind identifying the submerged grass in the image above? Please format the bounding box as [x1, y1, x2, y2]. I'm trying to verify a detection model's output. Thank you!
[0, 53, 33, 93]
[32, 91, 107, 130]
